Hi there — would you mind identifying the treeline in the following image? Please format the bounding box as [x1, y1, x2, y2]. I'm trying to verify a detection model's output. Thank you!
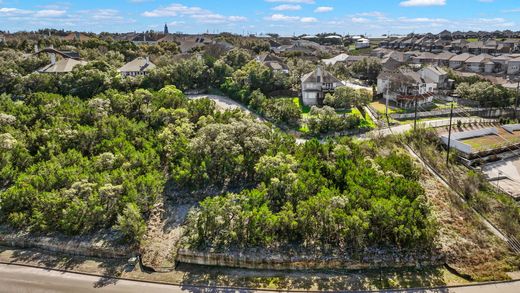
[0, 86, 289, 243]
[183, 138, 437, 252]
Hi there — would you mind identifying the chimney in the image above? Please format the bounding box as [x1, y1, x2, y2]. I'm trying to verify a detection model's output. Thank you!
[146, 56, 149, 64]
[50, 53, 56, 65]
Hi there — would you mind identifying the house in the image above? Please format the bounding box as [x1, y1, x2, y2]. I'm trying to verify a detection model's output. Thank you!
[419, 66, 453, 94]
[434, 52, 456, 67]
[449, 53, 474, 69]
[450, 39, 468, 53]
[412, 52, 436, 64]
[355, 38, 370, 49]
[301, 66, 343, 106]
[491, 55, 511, 73]
[256, 53, 289, 74]
[62, 32, 92, 42]
[131, 34, 159, 45]
[377, 66, 445, 109]
[381, 57, 403, 72]
[438, 30, 452, 40]
[37, 58, 87, 74]
[118, 57, 156, 77]
[465, 41, 485, 55]
[507, 57, 520, 75]
[464, 54, 493, 73]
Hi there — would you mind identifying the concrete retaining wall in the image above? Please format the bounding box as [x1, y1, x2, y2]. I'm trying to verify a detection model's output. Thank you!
[176, 249, 444, 270]
[502, 124, 520, 134]
[440, 127, 498, 155]
[0, 229, 136, 259]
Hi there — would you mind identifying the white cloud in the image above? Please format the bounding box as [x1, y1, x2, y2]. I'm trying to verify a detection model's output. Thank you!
[272, 4, 301, 11]
[399, 0, 446, 7]
[142, 3, 246, 25]
[0, 7, 32, 16]
[503, 8, 520, 13]
[314, 6, 333, 13]
[300, 17, 317, 23]
[266, 13, 300, 21]
[34, 9, 66, 17]
[143, 3, 206, 17]
[351, 17, 370, 23]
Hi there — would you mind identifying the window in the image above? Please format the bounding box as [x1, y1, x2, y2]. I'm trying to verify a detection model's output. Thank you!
[317, 76, 321, 83]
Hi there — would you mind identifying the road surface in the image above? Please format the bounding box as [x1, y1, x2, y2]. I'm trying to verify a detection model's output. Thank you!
[2, 263, 520, 293]
[187, 94, 265, 122]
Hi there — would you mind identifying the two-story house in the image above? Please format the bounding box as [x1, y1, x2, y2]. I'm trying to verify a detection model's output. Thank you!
[377, 66, 449, 109]
[301, 67, 343, 106]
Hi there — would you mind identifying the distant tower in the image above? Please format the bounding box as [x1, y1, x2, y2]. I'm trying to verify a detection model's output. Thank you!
[164, 23, 169, 35]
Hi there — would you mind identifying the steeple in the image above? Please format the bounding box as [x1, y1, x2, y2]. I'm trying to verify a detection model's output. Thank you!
[164, 23, 169, 35]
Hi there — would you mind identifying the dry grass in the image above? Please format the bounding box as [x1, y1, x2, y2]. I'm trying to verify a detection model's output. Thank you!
[421, 170, 517, 281]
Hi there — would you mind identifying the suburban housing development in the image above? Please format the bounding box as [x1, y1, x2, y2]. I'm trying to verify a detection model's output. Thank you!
[1, 0, 520, 291]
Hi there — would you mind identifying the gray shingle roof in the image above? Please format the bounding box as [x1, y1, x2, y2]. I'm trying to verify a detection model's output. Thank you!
[118, 57, 156, 73]
[37, 58, 87, 73]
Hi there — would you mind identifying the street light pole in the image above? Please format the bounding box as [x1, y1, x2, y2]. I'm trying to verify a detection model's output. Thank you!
[446, 103, 454, 166]
[414, 96, 418, 132]
[515, 79, 519, 121]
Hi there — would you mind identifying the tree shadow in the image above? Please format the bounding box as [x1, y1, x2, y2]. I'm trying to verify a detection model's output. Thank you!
[176, 263, 450, 292]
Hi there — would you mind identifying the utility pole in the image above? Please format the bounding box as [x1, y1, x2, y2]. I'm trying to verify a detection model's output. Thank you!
[515, 79, 519, 121]
[446, 103, 454, 166]
[414, 96, 418, 132]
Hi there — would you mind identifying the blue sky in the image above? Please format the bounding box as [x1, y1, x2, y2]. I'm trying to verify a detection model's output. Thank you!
[1, 0, 520, 36]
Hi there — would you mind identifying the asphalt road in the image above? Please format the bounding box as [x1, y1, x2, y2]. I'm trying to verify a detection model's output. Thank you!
[0, 263, 189, 293]
[2, 263, 520, 293]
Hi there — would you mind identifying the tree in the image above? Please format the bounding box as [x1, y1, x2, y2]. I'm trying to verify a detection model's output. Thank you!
[115, 203, 147, 243]
[350, 58, 382, 83]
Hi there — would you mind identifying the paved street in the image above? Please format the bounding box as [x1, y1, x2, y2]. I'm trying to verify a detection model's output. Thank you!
[2, 263, 520, 293]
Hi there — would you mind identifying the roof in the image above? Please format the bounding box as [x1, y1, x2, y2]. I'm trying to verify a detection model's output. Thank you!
[118, 57, 156, 73]
[378, 67, 422, 84]
[450, 53, 474, 62]
[257, 53, 285, 63]
[381, 57, 403, 71]
[414, 52, 436, 60]
[322, 53, 349, 66]
[434, 52, 456, 60]
[423, 65, 447, 76]
[301, 67, 341, 84]
[37, 58, 87, 73]
[465, 53, 493, 63]
[264, 61, 288, 71]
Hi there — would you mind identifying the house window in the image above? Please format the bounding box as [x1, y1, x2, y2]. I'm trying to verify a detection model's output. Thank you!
[317, 76, 321, 83]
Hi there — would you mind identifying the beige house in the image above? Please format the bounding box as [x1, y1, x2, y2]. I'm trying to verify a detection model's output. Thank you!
[301, 66, 343, 106]
[118, 57, 156, 77]
[449, 53, 473, 69]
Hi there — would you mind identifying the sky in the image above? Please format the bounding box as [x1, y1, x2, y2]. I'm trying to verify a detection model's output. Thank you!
[1, 0, 520, 36]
